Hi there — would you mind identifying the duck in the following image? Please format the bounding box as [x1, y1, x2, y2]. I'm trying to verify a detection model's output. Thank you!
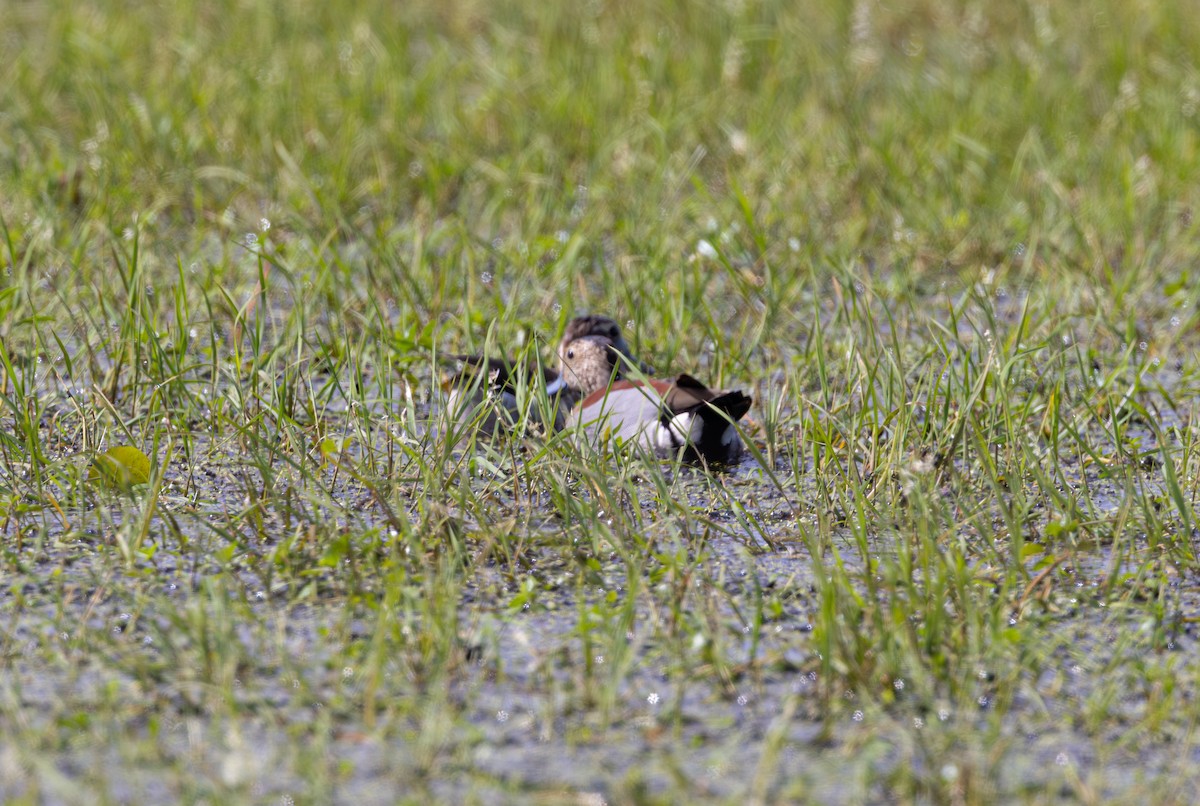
[557, 332, 752, 465]
[444, 316, 649, 437]
[446, 315, 752, 464]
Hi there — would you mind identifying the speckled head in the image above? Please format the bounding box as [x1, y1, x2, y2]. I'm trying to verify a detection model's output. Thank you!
[558, 335, 623, 397]
[559, 315, 652, 376]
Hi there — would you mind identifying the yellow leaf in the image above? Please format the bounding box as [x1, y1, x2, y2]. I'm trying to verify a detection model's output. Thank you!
[89, 446, 152, 490]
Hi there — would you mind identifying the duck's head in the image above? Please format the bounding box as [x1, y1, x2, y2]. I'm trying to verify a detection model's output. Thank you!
[559, 315, 653, 376]
[558, 335, 624, 397]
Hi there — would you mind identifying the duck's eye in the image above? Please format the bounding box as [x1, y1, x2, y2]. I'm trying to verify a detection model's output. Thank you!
[566, 349, 575, 359]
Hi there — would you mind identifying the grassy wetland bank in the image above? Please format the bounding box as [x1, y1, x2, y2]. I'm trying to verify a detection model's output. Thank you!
[5, 0, 1200, 802]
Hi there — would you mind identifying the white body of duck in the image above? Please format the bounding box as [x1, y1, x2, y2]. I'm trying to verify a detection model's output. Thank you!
[566, 374, 751, 463]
